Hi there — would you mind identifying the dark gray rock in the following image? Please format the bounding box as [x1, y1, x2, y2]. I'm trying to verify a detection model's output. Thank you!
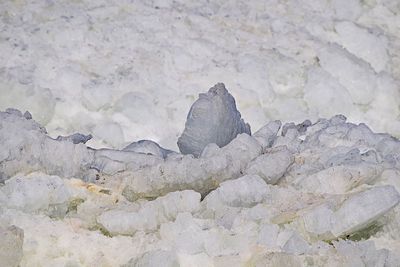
[177, 83, 251, 157]
[56, 133, 93, 144]
[23, 111, 32, 120]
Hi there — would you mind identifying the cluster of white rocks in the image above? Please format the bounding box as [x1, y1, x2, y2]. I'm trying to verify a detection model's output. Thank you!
[1, 84, 400, 266]
[1, 0, 400, 150]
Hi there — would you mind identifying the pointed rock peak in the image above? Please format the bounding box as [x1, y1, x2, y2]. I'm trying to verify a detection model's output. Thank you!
[178, 83, 251, 157]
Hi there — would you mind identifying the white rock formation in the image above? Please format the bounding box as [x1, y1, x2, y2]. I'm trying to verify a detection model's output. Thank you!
[2, 2, 400, 264]
[301, 185, 400, 240]
[97, 190, 201, 235]
[121, 133, 262, 199]
[295, 162, 382, 194]
[245, 146, 294, 184]
[0, 110, 93, 181]
[0, 173, 71, 213]
[1, 92, 400, 265]
[331, 185, 400, 237]
[203, 175, 270, 210]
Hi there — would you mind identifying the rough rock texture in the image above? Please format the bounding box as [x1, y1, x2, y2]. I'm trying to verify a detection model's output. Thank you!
[0, 110, 93, 182]
[121, 133, 262, 199]
[295, 162, 382, 194]
[331, 185, 400, 237]
[0, 110, 166, 182]
[91, 148, 163, 176]
[177, 83, 251, 157]
[97, 190, 201, 235]
[203, 175, 270, 210]
[245, 146, 294, 184]
[0, 173, 71, 213]
[2, 106, 400, 265]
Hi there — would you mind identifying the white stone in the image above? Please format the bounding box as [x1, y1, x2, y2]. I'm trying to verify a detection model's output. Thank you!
[0, 173, 71, 212]
[296, 163, 382, 194]
[253, 120, 282, 149]
[122, 134, 262, 198]
[245, 146, 294, 184]
[97, 190, 201, 235]
[204, 175, 270, 210]
[332, 185, 400, 237]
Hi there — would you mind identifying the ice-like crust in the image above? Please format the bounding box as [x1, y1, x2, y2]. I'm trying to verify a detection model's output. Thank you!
[334, 21, 389, 72]
[177, 83, 251, 157]
[0, 173, 71, 213]
[333, 239, 398, 267]
[0, 209, 141, 266]
[92, 149, 163, 176]
[318, 44, 376, 105]
[121, 133, 262, 199]
[203, 175, 270, 210]
[0, 110, 167, 181]
[97, 190, 201, 235]
[281, 231, 311, 255]
[0, 110, 93, 181]
[295, 162, 382, 194]
[0, 225, 24, 267]
[2, 0, 400, 151]
[245, 146, 294, 184]
[2, 109, 400, 265]
[302, 202, 335, 238]
[300, 186, 400, 239]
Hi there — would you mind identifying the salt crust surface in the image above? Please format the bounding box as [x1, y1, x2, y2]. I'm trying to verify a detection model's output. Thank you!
[2, 0, 400, 265]
[1, 0, 400, 150]
[1, 108, 400, 266]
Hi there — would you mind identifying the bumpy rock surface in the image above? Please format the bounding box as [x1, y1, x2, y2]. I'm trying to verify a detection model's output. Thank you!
[2, 106, 400, 266]
[177, 83, 251, 157]
[97, 190, 201, 235]
[0, 109, 93, 182]
[245, 146, 294, 184]
[122, 133, 262, 199]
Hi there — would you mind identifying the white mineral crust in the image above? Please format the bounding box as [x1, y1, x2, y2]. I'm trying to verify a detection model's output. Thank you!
[1, 1, 400, 264]
[331, 185, 400, 237]
[1, 98, 400, 266]
[97, 190, 201, 235]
